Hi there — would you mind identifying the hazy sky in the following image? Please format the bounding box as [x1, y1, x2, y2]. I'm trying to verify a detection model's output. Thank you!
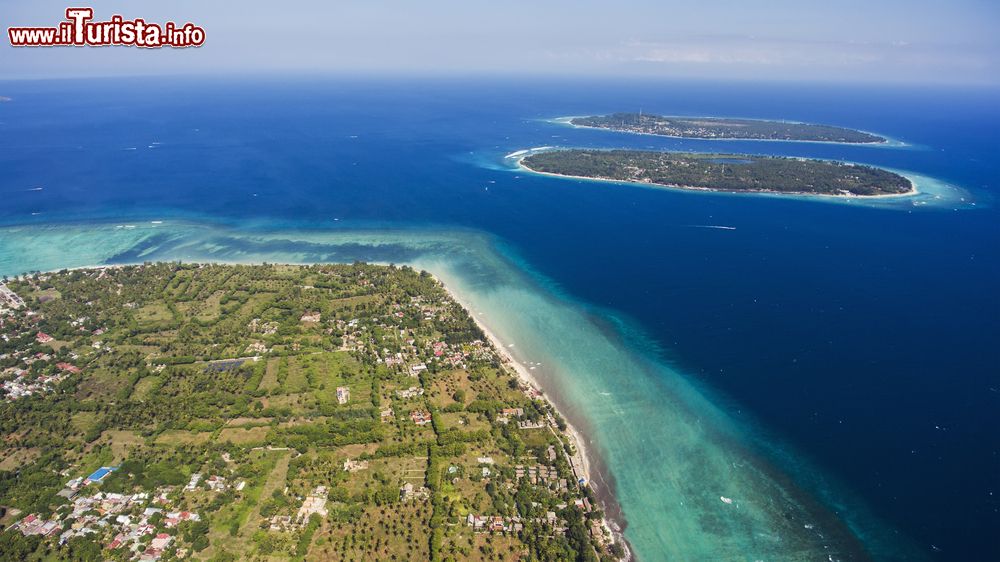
[2, 0, 998, 84]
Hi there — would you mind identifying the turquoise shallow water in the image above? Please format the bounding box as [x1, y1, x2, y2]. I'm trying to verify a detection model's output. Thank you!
[0, 220, 912, 560]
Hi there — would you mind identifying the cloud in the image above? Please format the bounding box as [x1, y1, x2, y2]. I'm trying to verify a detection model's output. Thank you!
[562, 36, 998, 83]
[622, 37, 904, 67]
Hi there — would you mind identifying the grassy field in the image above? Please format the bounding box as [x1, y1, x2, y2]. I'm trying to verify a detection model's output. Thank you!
[0, 447, 40, 471]
[135, 302, 173, 325]
[194, 291, 225, 323]
[283, 356, 311, 394]
[260, 357, 282, 392]
[155, 430, 214, 446]
[74, 368, 134, 401]
[130, 375, 162, 401]
[219, 426, 270, 445]
[100, 429, 144, 461]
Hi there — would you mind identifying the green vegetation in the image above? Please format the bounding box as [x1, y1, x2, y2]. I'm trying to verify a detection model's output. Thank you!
[571, 112, 886, 143]
[522, 149, 912, 196]
[0, 263, 620, 561]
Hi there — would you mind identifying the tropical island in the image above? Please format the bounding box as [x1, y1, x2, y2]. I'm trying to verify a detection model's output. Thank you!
[520, 149, 914, 197]
[0, 264, 623, 561]
[568, 113, 886, 144]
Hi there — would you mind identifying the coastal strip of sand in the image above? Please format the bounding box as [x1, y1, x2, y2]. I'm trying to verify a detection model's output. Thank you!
[437, 279, 632, 559]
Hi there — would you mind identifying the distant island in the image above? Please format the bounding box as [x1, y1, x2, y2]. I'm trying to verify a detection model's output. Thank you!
[568, 113, 886, 144]
[0, 97, 11, 103]
[520, 149, 914, 197]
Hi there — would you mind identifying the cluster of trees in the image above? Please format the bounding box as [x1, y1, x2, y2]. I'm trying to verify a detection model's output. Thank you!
[524, 149, 912, 195]
[0, 452, 67, 516]
[99, 459, 189, 493]
[269, 414, 382, 452]
[572, 113, 886, 143]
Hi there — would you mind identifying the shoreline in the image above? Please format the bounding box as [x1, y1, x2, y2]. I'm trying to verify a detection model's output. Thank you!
[516, 155, 919, 200]
[436, 279, 633, 560]
[551, 115, 901, 147]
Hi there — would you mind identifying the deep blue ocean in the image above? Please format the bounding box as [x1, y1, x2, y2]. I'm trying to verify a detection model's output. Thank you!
[1, 77, 998, 560]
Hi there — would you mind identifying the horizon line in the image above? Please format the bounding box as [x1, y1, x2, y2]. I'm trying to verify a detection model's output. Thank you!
[1, 70, 999, 89]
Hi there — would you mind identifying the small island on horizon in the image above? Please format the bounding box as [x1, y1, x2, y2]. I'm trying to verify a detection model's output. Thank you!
[519, 149, 914, 197]
[568, 113, 887, 144]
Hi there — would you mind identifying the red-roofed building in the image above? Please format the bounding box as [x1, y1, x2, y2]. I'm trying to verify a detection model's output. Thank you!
[56, 362, 81, 374]
[35, 332, 54, 343]
[410, 410, 432, 426]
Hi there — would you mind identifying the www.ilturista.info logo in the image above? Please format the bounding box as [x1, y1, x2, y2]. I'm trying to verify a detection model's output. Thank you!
[8, 8, 205, 48]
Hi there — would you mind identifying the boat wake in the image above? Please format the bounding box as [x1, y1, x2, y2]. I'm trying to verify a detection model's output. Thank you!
[687, 225, 737, 231]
